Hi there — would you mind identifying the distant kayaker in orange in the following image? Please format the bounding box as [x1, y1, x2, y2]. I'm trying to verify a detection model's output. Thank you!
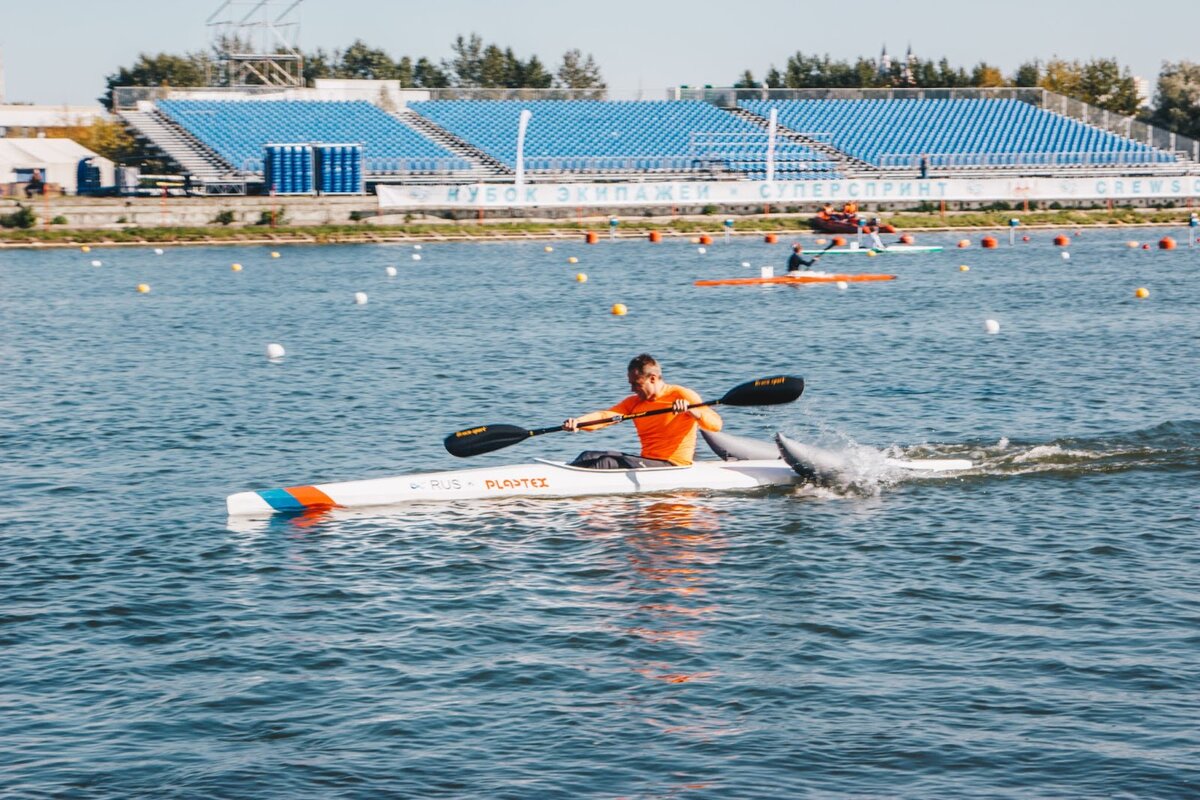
[563, 354, 722, 468]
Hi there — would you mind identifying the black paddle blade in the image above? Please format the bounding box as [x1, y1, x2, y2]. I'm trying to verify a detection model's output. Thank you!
[719, 375, 805, 407]
[444, 423, 532, 458]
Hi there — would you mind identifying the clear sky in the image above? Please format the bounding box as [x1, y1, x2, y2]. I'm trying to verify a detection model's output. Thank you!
[0, 0, 1191, 105]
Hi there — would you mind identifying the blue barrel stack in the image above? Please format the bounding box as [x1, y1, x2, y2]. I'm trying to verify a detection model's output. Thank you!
[315, 144, 364, 194]
[264, 144, 315, 195]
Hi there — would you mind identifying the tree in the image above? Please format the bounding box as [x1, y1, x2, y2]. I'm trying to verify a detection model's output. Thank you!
[1013, 60, 1041, 87]
[733, 70, 758, 89]
[971, 63, 1007, 88]
[44, 120, 139, 164]
[100, 52, 208, 110]
[447, 33, 484, 87]
[1078, 58, 1138, 115]
[338, 39, 400, 80]
[556, 49, 605, 89]
[764, 67, 783, 89]
[1149, 61, 1200, 139]
[520, 55, 554, 89]
[478, 44, 508, 88]
[413, 57, 450, 88]
[1041, 57, 1138, 115]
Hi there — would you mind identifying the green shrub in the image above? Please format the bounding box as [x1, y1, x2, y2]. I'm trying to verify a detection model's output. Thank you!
[0, 204, 36, 229]
[212, 209, 236, 225]
[255, 207, 286, 226]
[51, 215, 68, 225]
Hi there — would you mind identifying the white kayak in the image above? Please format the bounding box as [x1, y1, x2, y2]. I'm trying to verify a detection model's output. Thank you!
[805, 244, 943, 255]
[775, 432, 973, 486]
[226, 456, 801, 517]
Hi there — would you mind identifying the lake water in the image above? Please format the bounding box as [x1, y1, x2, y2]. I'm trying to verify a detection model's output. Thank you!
[2, 229, 1198, 798]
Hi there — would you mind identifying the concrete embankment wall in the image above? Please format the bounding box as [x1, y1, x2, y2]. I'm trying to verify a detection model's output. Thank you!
[0, 195, 381, 229]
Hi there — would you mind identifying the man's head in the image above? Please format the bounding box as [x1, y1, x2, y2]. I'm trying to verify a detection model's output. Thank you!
[793, 244, 802, 253]
[627, 353, 664, 400]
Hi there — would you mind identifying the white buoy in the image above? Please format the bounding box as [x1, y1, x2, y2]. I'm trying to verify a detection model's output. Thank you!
[153, 248, 164, 255]
[265, 343, 285, 359]
[1061, 251, 1071, 260]
[836, 281, 848, 290]
[741, 261, 751, 268]
[413, 244, 422, 250]
[984, 319, 1000, 334]
[354, 292, 368, 305]
[697, 247, 707, 254]
[412, 254, 422, 261]
[90, 259, 102, 267]
[385, 266, 397, 277]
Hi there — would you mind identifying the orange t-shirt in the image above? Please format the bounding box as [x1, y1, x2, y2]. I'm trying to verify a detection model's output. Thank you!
[607, 384, 722, 465]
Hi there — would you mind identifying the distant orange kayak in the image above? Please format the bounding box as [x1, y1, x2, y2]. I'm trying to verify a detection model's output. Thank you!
[695, 272, 896, 287]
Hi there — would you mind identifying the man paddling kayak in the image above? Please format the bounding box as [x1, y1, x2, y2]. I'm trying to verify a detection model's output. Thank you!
[787, 243, 819, 272]
[563, 354, 723, 468]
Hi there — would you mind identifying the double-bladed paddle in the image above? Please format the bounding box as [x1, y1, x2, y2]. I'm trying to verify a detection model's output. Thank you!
[444, 375, 805, 458]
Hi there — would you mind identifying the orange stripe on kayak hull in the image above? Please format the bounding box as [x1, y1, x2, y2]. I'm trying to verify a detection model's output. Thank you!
[284, 485, 338, 509]
[695, 274, 896, 287]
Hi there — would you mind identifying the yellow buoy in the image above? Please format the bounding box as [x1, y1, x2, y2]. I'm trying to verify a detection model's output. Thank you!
[231, 263, 243, 272]
[1135, 287, 1149, 299]
[866, 250, 877, 257]
[544, 245, 554, 253]
[136, 283, 151, 294]
[576, 273, 588, 283]
[611, 303, 627, 316]
[959, 265, 970, 272]
[568, 256, 579, 264]
[81, 245, 91, 253]
[270, 251, 281, 258]
[1126, 241, 1139, 249]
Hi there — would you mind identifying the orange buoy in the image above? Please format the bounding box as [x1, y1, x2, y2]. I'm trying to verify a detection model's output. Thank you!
[585, 231, 599, 244]
[764, 233, 779, 244]
[1142, 243, 1151, 250]
[1022, 235, 1031, 242]
[957, 239, 970, 248]
[899, 234, 914, 244]
[832, 236, 847, 246]
[1053, 235, 1070, 247]
[981, 236, 998, 249]
[698, 234, 713, 245]
[1159, 236, 1176, 250]
[648, 230, 661, 243]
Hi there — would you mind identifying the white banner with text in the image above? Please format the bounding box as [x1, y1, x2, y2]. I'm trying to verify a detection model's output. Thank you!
[377, 176, 1200, 210]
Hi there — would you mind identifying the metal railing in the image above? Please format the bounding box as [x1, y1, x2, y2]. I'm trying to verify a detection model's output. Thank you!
[877, 151, 1179, 169]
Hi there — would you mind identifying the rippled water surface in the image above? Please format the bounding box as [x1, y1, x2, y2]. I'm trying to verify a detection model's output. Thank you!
[2, 229, 1198, 798]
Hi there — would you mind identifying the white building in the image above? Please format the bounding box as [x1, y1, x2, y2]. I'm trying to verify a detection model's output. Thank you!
[0, 138, 114, 195]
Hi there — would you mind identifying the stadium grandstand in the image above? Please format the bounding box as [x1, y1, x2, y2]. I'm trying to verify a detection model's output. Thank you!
[114, 85, 1199, 196]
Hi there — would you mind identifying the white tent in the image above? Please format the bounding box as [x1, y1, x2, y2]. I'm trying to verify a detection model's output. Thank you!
[0, 138, 114, 194]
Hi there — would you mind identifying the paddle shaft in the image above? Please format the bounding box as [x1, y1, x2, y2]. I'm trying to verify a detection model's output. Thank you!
[444, 375, 803, 457]
[528, 399, 719, 437]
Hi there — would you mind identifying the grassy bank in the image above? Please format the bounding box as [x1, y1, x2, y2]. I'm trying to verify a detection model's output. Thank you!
[2, 208, 1196, 247]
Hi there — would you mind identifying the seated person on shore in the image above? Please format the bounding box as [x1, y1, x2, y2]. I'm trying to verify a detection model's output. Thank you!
[818, 203, 836, 220]
[563, 354, 722, 469]
[841, 201, 858, 216]
[787, 243, 817, 272]
[24, 169, 44, 199]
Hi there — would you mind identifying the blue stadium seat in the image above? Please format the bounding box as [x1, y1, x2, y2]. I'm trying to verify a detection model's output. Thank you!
[156, 99, 470, 174]
[407, 99, 840, 179]
[739, 98, 1175, 168]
